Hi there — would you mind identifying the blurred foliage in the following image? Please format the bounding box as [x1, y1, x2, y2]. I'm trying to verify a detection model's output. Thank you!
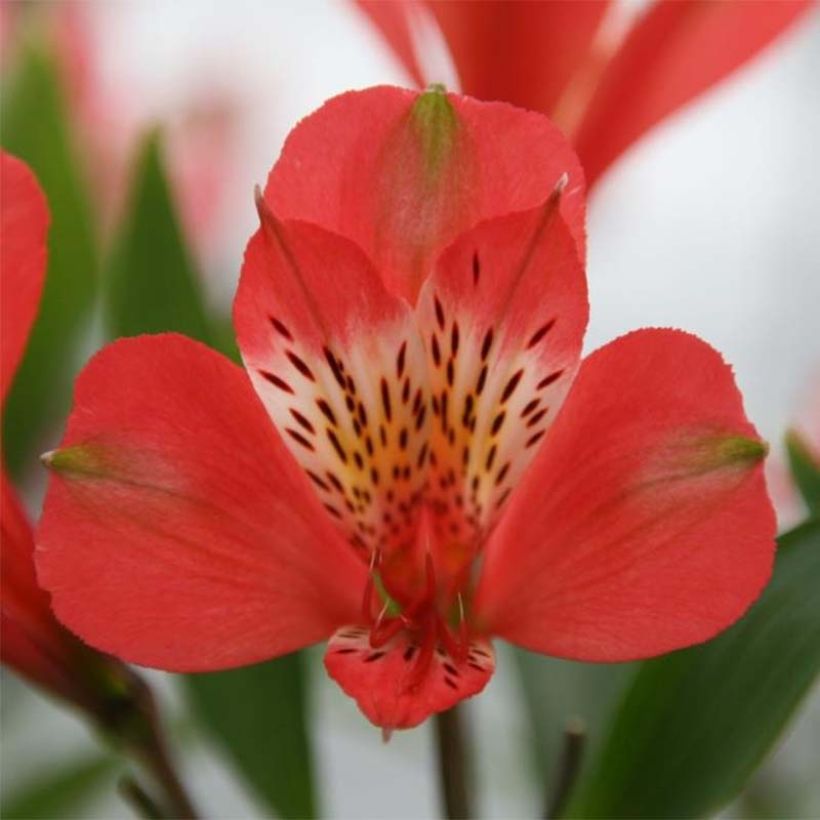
[786, 430, 820, 516]
[512, 650, 632, 788]
[0, 754, 118, 819]
[0, 40, 98, 476]
[185, 654, 317, 819]
[102, 135, 317, 817]
[104, 132, 214, 345]
[568, 519, 820, 818]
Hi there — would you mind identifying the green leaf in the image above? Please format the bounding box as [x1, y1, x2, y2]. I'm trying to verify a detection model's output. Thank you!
[569, 520, 820, 818]
[184, 653, 317, 819]
[1, 41, 98, 476]
[1, 754, 118, 819]
[104, 131, 213, 344]
[786, 430, 820, 516]
[512, 649, 632, 788]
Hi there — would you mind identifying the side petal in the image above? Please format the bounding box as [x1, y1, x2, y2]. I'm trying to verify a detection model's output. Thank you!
[234, 208, 430, 594]
[416, 192, 588, 587]
[36, 334, 367, 672]
[426, 0, 611, 119]
[265, 86, 585, 303]
[574, 0, 814, 187]
[324, 625, 494, 730]
[1, 151, 49, 403]
[475, 329, 776, 661]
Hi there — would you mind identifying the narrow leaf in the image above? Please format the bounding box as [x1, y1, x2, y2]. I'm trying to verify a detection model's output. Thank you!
[512, 649, 632, 789]
[786, 430, 820, 516]
[569, 520, 820, 818]
[104, 131, 213, 344]
[1, 42, 98, 475]
[184, 654, 317, 819]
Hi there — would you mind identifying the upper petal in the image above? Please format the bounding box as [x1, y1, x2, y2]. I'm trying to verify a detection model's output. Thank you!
[475, 329, 776, 661]
[264, 86, 585, 303]
[574, 0, 814, 186]
[1, 151, 49, 403]
[425, 0, 610, 120]
[36, 334, 367, 671]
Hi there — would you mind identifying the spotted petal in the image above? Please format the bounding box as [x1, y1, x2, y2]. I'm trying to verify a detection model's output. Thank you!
[475, 329, 776, 661]
[324, 624, 494, 730]
[265, 86, 585, 302]
[37, 334, 366, 671]
[416, 193, 588, 589]
[235, 207, 430, 594]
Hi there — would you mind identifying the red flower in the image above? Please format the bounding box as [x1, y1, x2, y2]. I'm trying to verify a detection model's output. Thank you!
[358, 0, 813, 187]
[37, 88, 775, 730]
[0, 151, 125, 712]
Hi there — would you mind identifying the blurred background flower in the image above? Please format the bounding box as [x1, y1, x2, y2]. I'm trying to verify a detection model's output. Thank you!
[1, 1, 819, 817]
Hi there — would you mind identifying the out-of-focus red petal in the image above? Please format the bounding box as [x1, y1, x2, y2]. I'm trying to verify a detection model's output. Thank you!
[355, 1, 426, 88]
[265, 86, 585, 303]
[427, 0, 610, 117]
[574, 0, 814, 187]
[1, 151, 49, 403]
[475, 329, 776, 662]
[36, 334, 367, 672]
[415, 195, 587, 588]
[324, 624, 494, 730]
[234, 212, 429, 583]
[1, 472, 82, 702]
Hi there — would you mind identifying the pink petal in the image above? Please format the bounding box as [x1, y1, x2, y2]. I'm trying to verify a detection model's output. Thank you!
[36, 334, 367, 671]
[475, 329, 775, 661]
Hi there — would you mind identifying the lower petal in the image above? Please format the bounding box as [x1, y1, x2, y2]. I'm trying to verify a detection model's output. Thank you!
[475, 329, 776, 661]
[324, 625, 494, 730]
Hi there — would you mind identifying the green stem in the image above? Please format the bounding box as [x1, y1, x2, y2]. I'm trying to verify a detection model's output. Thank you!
[544, 718, 586, 819]
[433, 705, 472, 819]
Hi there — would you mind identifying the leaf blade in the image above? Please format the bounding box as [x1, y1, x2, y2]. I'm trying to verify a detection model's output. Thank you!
[1, 41, 98, 475]
[569, 520, 820, 818]
[103, 131, 213, 344]
[184, 654, 317, 819]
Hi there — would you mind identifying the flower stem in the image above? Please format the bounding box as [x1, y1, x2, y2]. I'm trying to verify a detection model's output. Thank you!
[544, 718, 586, 819]
[433, 705, 472, 819]
[94, 664, 198, 818]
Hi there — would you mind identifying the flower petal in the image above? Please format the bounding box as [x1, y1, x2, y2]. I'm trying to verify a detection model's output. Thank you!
[265, 86, 585, 302]
[416, 192, 587, 587]
[36, 334, 367, 671]
[425, 0, 610, 119]
[574, 0, 814, 186]
[475, 329, 776, 661]
[235, 208, 430, 585]
[324, 624, 494, 730]
[1, 151, 49, 403]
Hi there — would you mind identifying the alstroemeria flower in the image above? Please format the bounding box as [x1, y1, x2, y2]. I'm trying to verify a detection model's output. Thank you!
[37, 87, 775, 730]
[0, 151, 132, 714]
[358, 0, 813, 186]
